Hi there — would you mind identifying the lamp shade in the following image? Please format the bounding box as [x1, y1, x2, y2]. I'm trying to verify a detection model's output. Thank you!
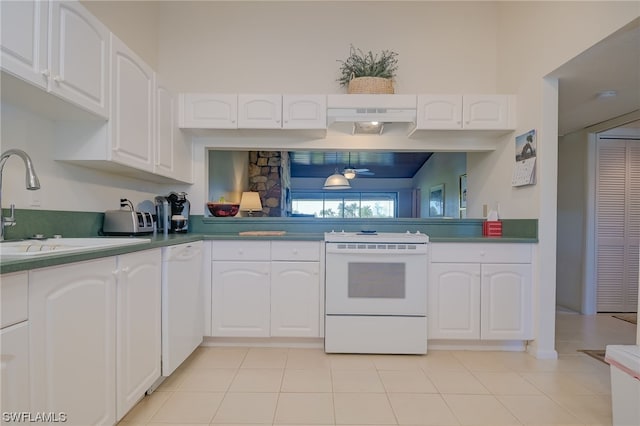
[239, 191, 262, 212]
[323, 171, 351, 190]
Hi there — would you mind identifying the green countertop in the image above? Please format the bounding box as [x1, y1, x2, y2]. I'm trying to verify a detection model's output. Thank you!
[1, 231, 537, 274]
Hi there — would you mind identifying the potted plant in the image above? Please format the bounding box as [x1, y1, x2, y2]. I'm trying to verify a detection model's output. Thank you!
[337, 45, 399, 94]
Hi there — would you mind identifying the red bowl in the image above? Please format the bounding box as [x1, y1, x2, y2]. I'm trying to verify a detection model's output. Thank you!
[207, 203, 240, 217]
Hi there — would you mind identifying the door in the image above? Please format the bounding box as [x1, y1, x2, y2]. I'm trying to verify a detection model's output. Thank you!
[180, 93, 238, 128]
[428, 263, 481, 339]
[0, 0, 48, 89]
[110, 33, 155, 171]
[596, 138, 640, 312]
[282, 95, 327, 129]
[271, 261, 320, 337]
[416, 95, 462, 129]
[1, 322, 30, 420]
[212, 261, 270, 337]
[49, 1, 109, 118]
[116, 250, 161, 421]
[462, 95, 509, 129]
[237, 94, 282, 128]
[29, 258, 116, 426]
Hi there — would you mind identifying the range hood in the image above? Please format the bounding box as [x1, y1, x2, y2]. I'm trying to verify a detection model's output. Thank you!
[327, 94, 417, 134]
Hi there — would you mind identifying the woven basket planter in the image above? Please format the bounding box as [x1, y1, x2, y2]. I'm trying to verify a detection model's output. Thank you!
[347, 76, 394, 94]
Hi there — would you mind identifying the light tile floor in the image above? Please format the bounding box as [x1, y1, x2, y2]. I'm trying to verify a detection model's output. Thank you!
[118, 312, 637, 426]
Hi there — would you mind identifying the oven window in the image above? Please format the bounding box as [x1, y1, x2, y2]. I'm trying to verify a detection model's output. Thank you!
[348, 262, 405, 298]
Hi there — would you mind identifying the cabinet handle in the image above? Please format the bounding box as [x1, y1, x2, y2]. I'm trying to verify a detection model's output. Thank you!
[53, 76, 63, 84]
[41, 69, 50, 78]
[480, 251, 486, 257]
[121, 266, 130, 273]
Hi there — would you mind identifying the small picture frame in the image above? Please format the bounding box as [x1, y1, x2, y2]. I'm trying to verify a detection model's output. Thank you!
[429, 184, 444, 217]
[459, 174, 467, 218]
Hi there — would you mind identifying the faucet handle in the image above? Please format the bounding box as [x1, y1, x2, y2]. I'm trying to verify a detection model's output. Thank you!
[4, 204, 16, 225]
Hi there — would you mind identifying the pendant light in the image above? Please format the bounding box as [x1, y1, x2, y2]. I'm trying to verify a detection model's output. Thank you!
[323, 152, 351, 190]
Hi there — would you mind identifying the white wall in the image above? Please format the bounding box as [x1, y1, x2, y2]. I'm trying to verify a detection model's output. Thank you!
[1, 103, 172, 212]
[557, 130, 588, 312]
[81, 0, 159, 69]
[412, 152, 466, 218]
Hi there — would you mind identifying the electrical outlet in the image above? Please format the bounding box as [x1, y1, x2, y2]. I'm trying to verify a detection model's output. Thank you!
[29, 192, 41, 207]
[482, 204, 488, 217]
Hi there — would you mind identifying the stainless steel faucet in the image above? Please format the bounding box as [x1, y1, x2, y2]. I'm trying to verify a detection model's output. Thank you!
[0, 149, 41, 241]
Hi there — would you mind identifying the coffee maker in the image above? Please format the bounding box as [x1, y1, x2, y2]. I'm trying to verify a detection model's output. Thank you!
[155, 192, 190, 233]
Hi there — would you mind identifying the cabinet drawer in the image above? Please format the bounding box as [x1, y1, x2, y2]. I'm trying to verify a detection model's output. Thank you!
[211, 240, 270, 261]
[430, 243, 532, 263]
[1, 272, 28, 329]
[271, 241, 320, 261]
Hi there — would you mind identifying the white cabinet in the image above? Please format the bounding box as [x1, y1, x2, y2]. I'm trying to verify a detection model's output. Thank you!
[1, 0, 110, 118]
[0, 0, 49, 89]
[210, 240, 322, 338]
[1, 272, 30, 421]
[428, 263, 481, 339]
[156, 80, 193, 183]
[179, 93, 238, 129]
[116, 249, 161, 421]
[180, 93, 327, 130]
[110, 33, 155, 172]
[29, 258, 117, 426]
[416, 94, 515, 130]
[238, 94, 282, 128]
[282, 95, 327, 129]
[271, 241, 321, 337]
[428, 243, 533, 341]
[212, 260, 271, 337]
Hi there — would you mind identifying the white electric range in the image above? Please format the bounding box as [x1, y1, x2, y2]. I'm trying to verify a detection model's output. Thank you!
[324, 231, 429, 354]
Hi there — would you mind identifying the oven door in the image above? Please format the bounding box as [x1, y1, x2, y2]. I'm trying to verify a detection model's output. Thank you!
[325, 242, 427, 316]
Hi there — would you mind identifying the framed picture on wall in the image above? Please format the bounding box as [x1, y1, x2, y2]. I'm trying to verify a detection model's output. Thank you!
[429, 184, 444, 217]
[459, 174, 467, 218]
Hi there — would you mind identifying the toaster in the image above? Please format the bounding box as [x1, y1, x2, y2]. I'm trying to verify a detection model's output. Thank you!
[103, 210, 154, 235]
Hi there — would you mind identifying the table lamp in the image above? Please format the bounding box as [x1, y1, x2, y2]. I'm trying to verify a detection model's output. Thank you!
[240, 191, 263, 216]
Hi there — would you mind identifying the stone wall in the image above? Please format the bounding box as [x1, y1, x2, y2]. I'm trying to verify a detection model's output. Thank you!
[248, 151, 291, 217]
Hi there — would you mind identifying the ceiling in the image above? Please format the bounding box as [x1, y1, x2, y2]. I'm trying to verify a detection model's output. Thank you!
[291, 18, 639, 179]
[551, 18, 640, 136]
[289, 151, 432, 179]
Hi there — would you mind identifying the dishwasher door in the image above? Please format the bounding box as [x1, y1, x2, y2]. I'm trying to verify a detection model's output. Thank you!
[162, 241, 204, 376]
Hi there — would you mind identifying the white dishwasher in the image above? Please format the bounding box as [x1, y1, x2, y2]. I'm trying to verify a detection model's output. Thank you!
[161, 241, 204, 376]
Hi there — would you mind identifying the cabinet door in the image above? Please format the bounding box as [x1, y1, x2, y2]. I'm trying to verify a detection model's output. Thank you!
[238, 94, 282, 128]
[271, 261, 320, 337]
[212, 261, 270, 337]
[282, 95, 327, 129]
[29, 258, 117, 426]
[110, 33, 155, 172]
[462, 95, 510, 129]
[49, 1, 109, 118]
[0, 0, 48, 89]
[481, 263, 532, 340]
[156, 82, 193, 183]
[1, 322, 30, 420]
[180, 93, 238, 128]
[116, 249, 161, 421]
[416, 95, 462, 129]
[428, 263, 481, 339]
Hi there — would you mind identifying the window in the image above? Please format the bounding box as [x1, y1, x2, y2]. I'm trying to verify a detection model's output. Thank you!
[291, 192, 397, 218]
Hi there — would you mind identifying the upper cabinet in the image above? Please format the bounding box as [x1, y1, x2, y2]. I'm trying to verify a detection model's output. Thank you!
[416, 94, 515, 131]
[238, 94, 282, 129]
[179, 93, 238, 129]
[1, 0, 110, 118]
[282, 95, 327, 129]
[180, 93, 327, 130]
[110, 33, 155, 173]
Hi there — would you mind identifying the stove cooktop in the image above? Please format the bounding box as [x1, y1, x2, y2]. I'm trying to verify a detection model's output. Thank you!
[324, 230, 429, 243]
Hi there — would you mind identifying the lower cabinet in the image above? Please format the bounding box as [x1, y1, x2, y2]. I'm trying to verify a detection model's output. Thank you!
[211, 241, 321, 338]
[1, 322, 30, 422]
[28, 249, 161, 425]
[116, 250, 161, 421]
[212, 261, 271, 337]
[428, 243, 533, 341]
[271, 261, 320, 337]
[29, 257, 117, 426]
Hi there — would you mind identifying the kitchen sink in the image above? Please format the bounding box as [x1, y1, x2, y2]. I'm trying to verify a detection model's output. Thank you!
[0, 237, 151, 258]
